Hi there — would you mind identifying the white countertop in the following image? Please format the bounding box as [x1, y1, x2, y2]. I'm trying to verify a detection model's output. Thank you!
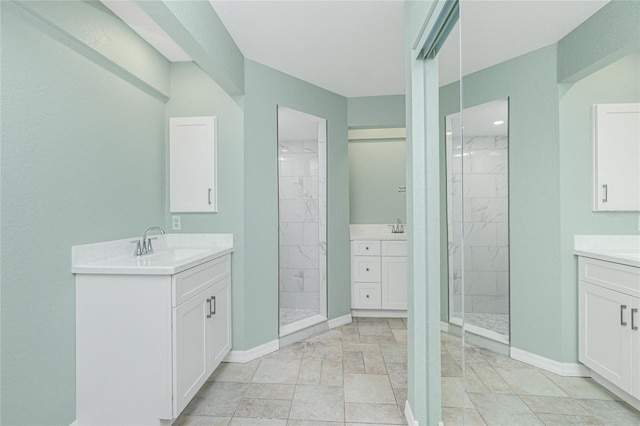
[574, 235, 640, 268]
[350, 224, 408, 241]
[72, 233, 233, 275]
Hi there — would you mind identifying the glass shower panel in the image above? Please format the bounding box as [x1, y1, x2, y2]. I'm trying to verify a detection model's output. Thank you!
[277, 106, 327, 337]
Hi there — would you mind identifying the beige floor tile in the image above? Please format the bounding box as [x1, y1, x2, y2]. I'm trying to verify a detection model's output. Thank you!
[342, 342, 380, 353]
[387, 318, 406, 330]
[441, 407, 487, 426]
[393, 387, 408, 407]
[385, 362, 407, 389]
[441, 377, 474, 409]
[363, 351, 387, 374]
[288, 421, 344, 426]
[345, 402, 405, 424]
[535, 413, 604, 425]
[577, 399, 640, 425]
[380, 344, 407, 364]
[494, 368, 568, 397]
[230, 418, 287, 425]
[391, 328, 408, 344]
[467, 392, 543, 425]
[359, 334, 398, 344]
[289, 385, 345, 422]
[183, 382, 248, 417]
[174, 415, 231, 426]
[298, 358, 322, 385]
[520, 395, 590, 416]
[320, 360, 344, 386]
[541, 371, 620, 401]
[253, 359, 301, 384]
[245, 383, 296, 400]
[343, 351, 365, 374]
[264, 342, 308, 361]
[209, 360, 260, 383]
[305, 341, 343, 361]
[441, 354, 463, 378]
[358, 323, 394, 337]
[469, 361, 511, 394]
[344, 374, 396, 404]
[234, 398, 291, 419]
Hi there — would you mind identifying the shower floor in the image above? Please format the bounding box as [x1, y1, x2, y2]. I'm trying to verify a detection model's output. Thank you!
[280, 307, 321, 327]
[463, 313, 509, 336]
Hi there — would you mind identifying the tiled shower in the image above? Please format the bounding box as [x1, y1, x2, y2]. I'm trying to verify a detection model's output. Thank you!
[277, 107, 327, 336]
[446, 100, 510, 339]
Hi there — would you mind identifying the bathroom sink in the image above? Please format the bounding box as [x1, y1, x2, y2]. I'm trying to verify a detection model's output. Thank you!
[72, 234, 233, 275]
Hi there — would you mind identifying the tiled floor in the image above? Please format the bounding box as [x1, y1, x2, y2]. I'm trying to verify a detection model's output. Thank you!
[175, 318, 640, 425]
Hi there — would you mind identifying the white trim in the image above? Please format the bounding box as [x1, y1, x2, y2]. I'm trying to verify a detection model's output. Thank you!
[351, 309, 407, 318]
[404, 400, 419, 426]
[328, 313, 352, 329]
[348, 127, 406, 141]
[510, 347, 591, 377]
[223, 339, 279, 363]
[448, 317, 509, 345]
[69, 422, 78, 426]
[440, 321, 449, 332]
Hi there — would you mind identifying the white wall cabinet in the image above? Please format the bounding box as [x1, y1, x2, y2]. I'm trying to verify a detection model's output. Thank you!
[578, 257, 640, 401]
[592, 103, 640, 211]
[170, 116, 217, 213]
[76, 254, 231, 425]
[351, 239, 407, 314]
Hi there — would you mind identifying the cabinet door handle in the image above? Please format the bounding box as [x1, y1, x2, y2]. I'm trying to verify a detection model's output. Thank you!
[602, 184, 608, 203]
[621, 304, 627, 326]
[366, 268, 370, 272]
[207, 298, 213, 319]
[366, 294, 370, 299]
[365, 246, 369, 251]
[632, 308, 638, 331]
[212, 296, 216, 315]
[208, 188, 212, 205]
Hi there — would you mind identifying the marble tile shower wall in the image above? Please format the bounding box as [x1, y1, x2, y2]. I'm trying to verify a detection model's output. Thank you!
[278, 137, 327, 319]
[448, 135, 509, 317]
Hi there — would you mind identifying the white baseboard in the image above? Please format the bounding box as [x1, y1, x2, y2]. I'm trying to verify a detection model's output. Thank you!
[510, 347, 590, 377]
[440, 321, 449, 332]
[351, 309, 407, 318]
[328, 313, 352, 329]
[70, 422, 78, 426]
[224, 339, 279, 363]
[590, 370, 640, 411]
[404, 400, 418, 426]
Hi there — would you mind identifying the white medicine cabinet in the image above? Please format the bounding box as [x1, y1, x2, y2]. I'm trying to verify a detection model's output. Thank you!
[170, 116, 218, 212]
[592, 103, 640, 211]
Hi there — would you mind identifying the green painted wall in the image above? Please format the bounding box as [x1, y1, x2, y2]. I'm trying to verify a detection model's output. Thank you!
[348, 140, 407, 224]
[1, 2, 169, 424]
[164, 62, 246, 349]
[242, 60, 350, 348]
[558, 51, 640, 362]
[347, 95, 406, 128]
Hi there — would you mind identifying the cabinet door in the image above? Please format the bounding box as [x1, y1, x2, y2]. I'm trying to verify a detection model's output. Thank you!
[593, 103, 640, 211]
[170, 116, 217, 212]
[207, 277, 232, 374]
[381, 256, 407, 310]
[579, 281, 633, 393]
[173, 288, 210, 416]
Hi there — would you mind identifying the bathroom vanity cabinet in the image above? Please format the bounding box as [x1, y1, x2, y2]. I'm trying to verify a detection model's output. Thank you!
[351, 237, 407, 315]
[578, 256, 640, 402]
[75, 252, 231, 425]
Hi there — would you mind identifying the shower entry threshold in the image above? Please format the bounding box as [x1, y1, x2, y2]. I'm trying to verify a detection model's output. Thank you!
[279, 314, 327, 337]
[449, 317, 510, 345]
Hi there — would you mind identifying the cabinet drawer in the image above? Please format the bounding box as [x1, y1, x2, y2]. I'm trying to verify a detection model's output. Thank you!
[173, 255, 230, 307]
[352, 256, 381, 282]
[352, 282, 381, 309]
[580, 257, 640, 298]
[382, 240, 407, 257]
[352, 240, 381, 256]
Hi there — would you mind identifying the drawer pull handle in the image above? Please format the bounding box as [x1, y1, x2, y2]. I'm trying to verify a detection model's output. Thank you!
[632, 308, 638, 331]
[365, 247, 369, 250]
[208, 188, 212, 205]
[366, 294, 370, 298]
[212, 296, 217, 315]
[602, 184, 608, 203]
[366, 268, 370, 272]
[621, 305, 627, 326]
[207, 298, 213, 319]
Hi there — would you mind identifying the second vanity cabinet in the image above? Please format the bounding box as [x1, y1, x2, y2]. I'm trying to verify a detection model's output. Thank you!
[76, 253, 231, 425]
[578, 256, 640, 400]
[351, 239, 407, 312]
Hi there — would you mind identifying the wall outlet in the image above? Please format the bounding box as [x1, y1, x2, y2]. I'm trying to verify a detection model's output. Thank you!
[172, 216, 181, 231]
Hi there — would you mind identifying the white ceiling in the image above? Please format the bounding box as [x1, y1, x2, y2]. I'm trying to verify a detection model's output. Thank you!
[211, 0, 610, 96]
[105, 0, 612, 98]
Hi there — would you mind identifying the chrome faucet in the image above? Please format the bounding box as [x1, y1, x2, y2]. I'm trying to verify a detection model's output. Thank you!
[134, 226, 166, 257]
[390, 219, 405, 234]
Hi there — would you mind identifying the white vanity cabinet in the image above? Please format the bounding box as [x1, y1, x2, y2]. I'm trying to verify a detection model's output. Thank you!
[578, 256, 640, 400]
[351, 238, 407, 314]
[76, 253, 231, 425]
